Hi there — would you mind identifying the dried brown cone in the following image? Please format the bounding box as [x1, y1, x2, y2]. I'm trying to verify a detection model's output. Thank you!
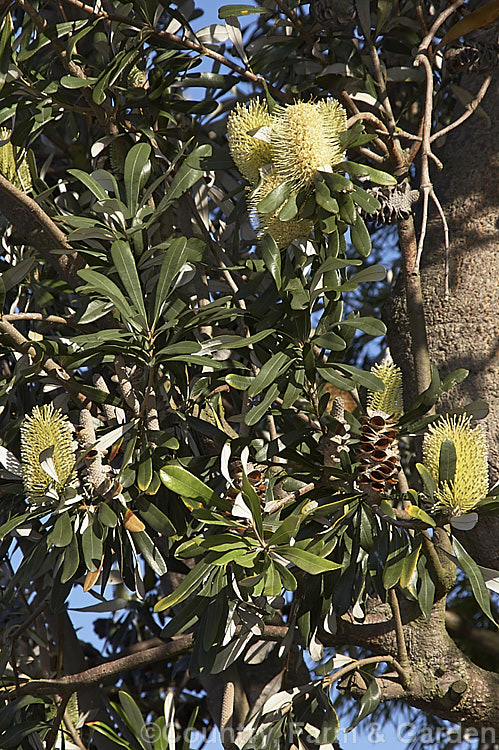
[365, 183, 419, 226]
[356, 410, 400, 493]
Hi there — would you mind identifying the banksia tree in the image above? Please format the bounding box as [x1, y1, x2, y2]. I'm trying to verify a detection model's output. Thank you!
[249, 168, 314, 247]
[357, 359, 403, 493]
[422, 415, 489, 516]
[20, 404, 75, 501]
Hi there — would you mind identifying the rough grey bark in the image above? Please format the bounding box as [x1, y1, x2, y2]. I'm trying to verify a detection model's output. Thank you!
[387, 70, 499, 570]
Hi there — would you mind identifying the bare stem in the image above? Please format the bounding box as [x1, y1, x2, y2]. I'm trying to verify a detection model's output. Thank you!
[388, 589, 410, 679]
[430, 75, 492, 142]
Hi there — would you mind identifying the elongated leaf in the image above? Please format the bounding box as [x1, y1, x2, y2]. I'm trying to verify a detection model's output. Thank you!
[438, 0, 499, 49]
[48, 513, 73, 548]
[275, 545, 341, 574]
[452, 537, 497, 625]
[350, 265, 386, 284]
[351, 185, 381, 213]
[344, 160, 397, 185]
[257, 181, 293, 213]
[153, 237, 188, 323]
[160, 145, 212, 210]
[77, 269, 132, 320]
[110, 240, 147, 324]
[124, 142, 151, 214]
[347, 678, 381, 730]
[67, 168, 109, 200]
[248, 352, 293, 398]
[261, 233, 281, 289]
[134, 530, 168, 576]
[340, 316, 386, 335]
[245, 383, 280, 426]
[350, 214, 372, 257]
[218, 4, 269, 18]
[416, 463, 437, 498]
[154, 559, 213, 611]
[159, 465, 230, 510]
[61, 535, 80, 583]
[335, 363, 384, 391]
[119, 691, 151, 750]
[405, 505, 435, 527]
[242, 470, 264, 536]
[82, 523, 103, 572]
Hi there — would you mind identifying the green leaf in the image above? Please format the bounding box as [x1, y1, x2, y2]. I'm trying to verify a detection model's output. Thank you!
[261, 233, 281, 289]
[343, 160, 397, 185]
[452, 538, 497, 625]
[312, 333, 346, 351]
[159, 465, 230, 510]
[67, 168, 109, 200]
[218, 4, 268, 18]
[124, 143, 151, 214]
[82, 523, 103, 572]
[405, 505, 435, 527]
[137, 448, 153, 492]
[321, 171, 353, 193]
[159, 145, 212, 210]
[154, 559, 213, 611]
[245, 383, 280, 426]
[417, 556, 435, 620]
[110, 240, 147, 324]
[248, 352, 294, 397]
[48, 513, 73, 548]
[153, 237, 188, 323]
[278, 191, 299, 221]
[257, 180, 294, 213]
[416, 463, 437, 498]
[340, 316, 386, 336]
[274, 545, 342, 574]
[134, 530, 168, 576]
[242, 471, 264, 536]
[77, 268, 132, 321]
[335, 363, 384, 391]
[439, 438, 457, 484]
[225, 373, 255, 390]
[315, 178, 340, 213]
[348, 678, 381, 731]
[118, 691, 151, 750]
[317, 367, 355, 390]
[136, 497, 175, 536]
[350, 264, 387, 284]
[351, 185, 381, 213]
[350, 214, 372, 257]
[60, 535, 80, 583]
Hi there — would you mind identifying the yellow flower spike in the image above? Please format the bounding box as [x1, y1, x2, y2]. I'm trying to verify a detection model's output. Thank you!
[249, 168, 314, 247]
[0, 128, 32, 191]
[270, 99, 347, 188]
[422, 415, 488, 515]
[227, 100, 273, 185]
[21, 404, 75, 501]
[367, 358, 403, 419]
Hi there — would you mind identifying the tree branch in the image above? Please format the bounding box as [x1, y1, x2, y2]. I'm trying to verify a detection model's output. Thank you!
[0, 174, 84, 289]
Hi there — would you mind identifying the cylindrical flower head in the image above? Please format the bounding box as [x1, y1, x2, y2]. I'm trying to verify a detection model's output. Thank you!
[250, 169, 314, 247]
[227, 100, 273, 185]
[367, 359, 403, 419]
[422, 415, 488, 515]
[21, 404, 75, 501]
[0, 128, 32, 191]
[271, 100, 347, 188]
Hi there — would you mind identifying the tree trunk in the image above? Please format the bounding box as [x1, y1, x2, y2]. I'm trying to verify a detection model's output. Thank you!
[387, 70, 499, 570]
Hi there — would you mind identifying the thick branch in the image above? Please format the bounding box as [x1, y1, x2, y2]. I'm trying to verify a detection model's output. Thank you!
[0, 174, 84, 289]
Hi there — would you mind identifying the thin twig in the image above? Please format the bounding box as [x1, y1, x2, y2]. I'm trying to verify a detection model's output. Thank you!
[388, 589, 410, 679]
[58, 0, 289, 102]
[264, 482, 316, 514]
[430, 75, 492, 143]
[63, 708, 88, 750]
[2, 313, 71, 325]
[323, 654, 409, 688]
[417, 0, 465, 53]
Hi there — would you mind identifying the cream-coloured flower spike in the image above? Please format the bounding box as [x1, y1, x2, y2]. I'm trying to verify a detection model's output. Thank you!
[0, 128, 32, 191]
[227, 100, 273, 185]
[422, 415, 488, 515]
[271, 100, 347, 188]
[249, 168, 314, 247]
[367, 358, 403, 419]
[21, 404, 75, 501]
